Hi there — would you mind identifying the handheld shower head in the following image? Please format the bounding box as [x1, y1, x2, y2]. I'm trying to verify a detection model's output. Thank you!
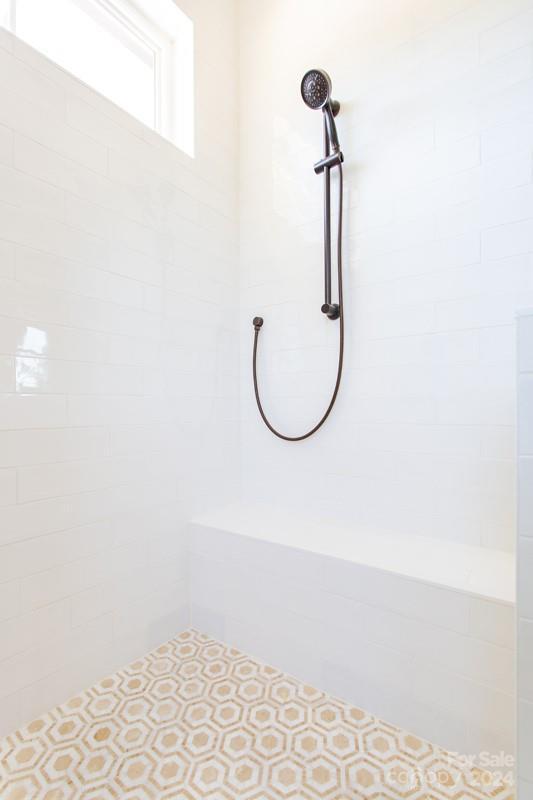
[301, 68, 341, 153]
[301, 69, 332, 110]
[250, 68, 346, 441]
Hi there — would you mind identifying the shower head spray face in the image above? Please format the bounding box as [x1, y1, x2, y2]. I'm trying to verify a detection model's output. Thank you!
[301, 69, 332, 110]
[301, 68, 341, 154]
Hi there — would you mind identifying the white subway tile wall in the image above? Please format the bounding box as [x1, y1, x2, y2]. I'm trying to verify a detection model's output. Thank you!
[0, 0, 240, 736]
[239, 0, 533, 553]
[518, 311, 533, 796]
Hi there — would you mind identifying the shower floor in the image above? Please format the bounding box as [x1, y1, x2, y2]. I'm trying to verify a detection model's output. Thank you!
[0, 629, 513, 800]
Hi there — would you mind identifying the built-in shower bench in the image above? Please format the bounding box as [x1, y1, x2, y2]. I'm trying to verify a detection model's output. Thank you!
[187, 502, 515, 760]
[189, 502, 514, 604]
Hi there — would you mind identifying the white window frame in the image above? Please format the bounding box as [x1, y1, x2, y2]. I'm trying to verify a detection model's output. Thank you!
[1, 0, 194, 156]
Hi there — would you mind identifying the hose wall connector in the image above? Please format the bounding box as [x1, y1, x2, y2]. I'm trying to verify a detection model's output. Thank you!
[321, 303, 340, 320]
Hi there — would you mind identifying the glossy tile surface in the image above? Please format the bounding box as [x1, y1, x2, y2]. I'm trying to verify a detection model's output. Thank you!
[0, 629, 514, 799]
[0, 4, 239, 732]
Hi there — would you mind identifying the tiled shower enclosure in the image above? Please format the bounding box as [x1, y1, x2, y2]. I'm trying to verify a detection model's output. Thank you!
[0, 0, 532, 796]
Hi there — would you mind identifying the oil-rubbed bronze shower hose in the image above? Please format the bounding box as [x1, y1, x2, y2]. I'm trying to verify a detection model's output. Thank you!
[252, 163, 344, 441]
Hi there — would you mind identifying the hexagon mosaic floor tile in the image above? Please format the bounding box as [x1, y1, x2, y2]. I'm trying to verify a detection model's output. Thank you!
[0, 629, 514, 799]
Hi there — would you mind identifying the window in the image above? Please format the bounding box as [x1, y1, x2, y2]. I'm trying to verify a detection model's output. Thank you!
[0, 0, 194, 155]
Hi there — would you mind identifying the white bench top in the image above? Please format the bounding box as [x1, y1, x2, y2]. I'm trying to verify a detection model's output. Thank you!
[192, 502, 515, 605]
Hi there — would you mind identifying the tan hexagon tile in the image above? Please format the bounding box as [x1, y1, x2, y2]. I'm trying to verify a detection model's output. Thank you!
[191, 755, 228, 794]
[92, 676, 120, 697]
[294, 729, 327, 761]
[183, 725, 217, 759]
[325, 727, 357, 759]
[202, 659, 231, 681]
[152, 724, 185, 757]
[148, 676, 180, 700]
[343, 705, 375, 731]
[253, 727, 287, 760]
[200, 643, 226, 662]
[298, 684, 325, 704]
[220, 727, 254, 760]
[270, 757, 305, 796]
[226, 755, 263, 793]
[47, 718, 86, 748]
[117, 697, 153, 726]
[396, 731, 434, 762]
[209, 678, 239, 703]
[116, 752, 156, 791]
[270, 678, 299, 704]
[232, 659, 261, 681]
[82, 720, 120, 752]
[177, 678, 206, 702]
[178, 661, 203, 682]
[86, 694, 119, 720]
[146, 697, 181, 725]
[117, 675, 150, 699]
[76, 747, 115, 786]
[146, 656, 174, 678]
[346, 757, 384, 793]
[277, 700, 308, 729]
[247, 702, 278, 730]
[212, 700, 242, 729]
[183, 699, 215, 729]
[151, 752, 190, 792]
[15, 719, 51, 745]
[238, 678, 266, 704]
[41, 745, 82, 786]
[115, 720, 152, 753]
[5, 740, 47, 775]
[312, 701, 346, 732]
[304, 755, 340, 795]
[58, 697, 90, 719]
[0, 629, 514, 800]
[362, 727, 400, 763]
